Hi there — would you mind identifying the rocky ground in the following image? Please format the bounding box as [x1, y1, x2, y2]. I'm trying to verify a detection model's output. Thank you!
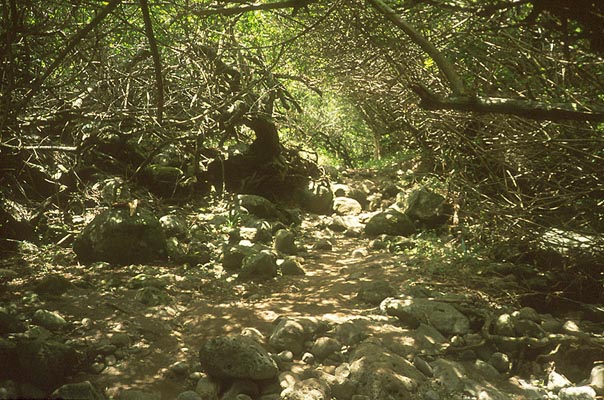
[0, 167, 603, 400]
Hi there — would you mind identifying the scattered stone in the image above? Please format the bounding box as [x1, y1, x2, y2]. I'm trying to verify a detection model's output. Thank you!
[514, 319, 545, 338]
[223, 244, 256, 272]
[431, 359, 466, 393]
[134, 286, 169, 306]
[402, 187, 451, 228]
[489, 352, 511, 373]
[310, 337, 341, 361]
[8, 338, 78, 390]
[110, 333, 131, 347]
[381, 298, 470, 335]
[563, 320, 582, 335]
[129, 273, 168, 289]
[269, 318, 310, 355]
[195, 375, 220, 400]
[333, 321, 366, 346]
[199, 335, 278, 381]
[237, 195, 283, 221]
[116, 389, 162, 400]
[73, 208, 167, 265]
[240, 327, 266, 344]
[274, 229, 297, 255]
[0, 308, 26, 334]
[541, 317, 563, 333]
[331, 184, 350, 197]
[51, 381, 105, 400]
[548, 370, 573, 392]
[281, 378, 330, 400]
[239, 252, 277, 281]
[414, 323, 447, 351]
[159, 214, 188, 238]
[350, 340, 424, 400]
[589, 364, 604, 395]
[280, 258, 306, 276]
[474, 359, 501, 379]
[176, 391, 201, 400]
[357, 280, 397, 305]
[494, 313, 515, 337]
[302, 352, 315, 364]
[33, 274, 73, 296]
[364, 209, 415, 237]
[312, 239, 333, 251]
[333, 197, 362, 215]
[32, 309, 67, 331]
[351, 247, 368, 258]
[516, 307, 541, 322]
[559, 386, 597, 400]
[413, 356, 433, 377]
[297, 183, 333, 215]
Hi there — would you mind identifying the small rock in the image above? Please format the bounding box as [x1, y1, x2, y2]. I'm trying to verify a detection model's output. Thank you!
[516, 307, 541, 322]
[269, 318, 308, 355]
[589, 364, 604, 395]
[281, 378, 330, 400]
[134, 286, 169, 306]
[302, 352, 315, 364]
[33, 274, 73, 296]
[494, 313, 515, 337]
[239, 252, 277, 281]
[280, 259, 305, 276]
[195, 375, 220, 399]
[32, 309, 67, 331]
[559, 386, 597, 400]
[241, 327, 266, 344]
[563, 320, 582, 335]
[110, 333, 130, 347]
[333, 197, 362, 215]
[0, 307, 26, 334]
[357, 280, 396, 305]
[424, 390, 441, 400]
[515, 319, 545, 338]
[489, 352, 511, 373]
[413, 356, 433, 377]
[310, 337, 341, 361]
[541, 317, 563, 333]
[176, 391, 201, 400]
[51, 381, 105, 400]
[312, 239, 333, 251]
[351, 247, 368, 258]
[333, 321, 366, 346]
[548, 370, 573, 392]
[168, 361, 189, 377]
[274, 230, 297, 255]
[474, 359, 500, 379]
[199, 335, 278, 380]
[364, 209, 415, 237]
[116, 389, 162, 400]
[277, 350, 294, 362]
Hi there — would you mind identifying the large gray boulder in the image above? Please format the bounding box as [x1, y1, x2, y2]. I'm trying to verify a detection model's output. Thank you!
[381, 298, 470, 335]
[73, 208, 167, 265]
[402, 187, 452, 228]
[364, 209, 415, 237]
[199, 335, 278, 381]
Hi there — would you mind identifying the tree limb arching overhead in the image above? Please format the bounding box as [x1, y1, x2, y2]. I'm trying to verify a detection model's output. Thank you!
[367, 0, 604, 123]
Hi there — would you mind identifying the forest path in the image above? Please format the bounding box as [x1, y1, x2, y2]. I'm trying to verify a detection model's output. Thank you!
[59, 224, 423, 398]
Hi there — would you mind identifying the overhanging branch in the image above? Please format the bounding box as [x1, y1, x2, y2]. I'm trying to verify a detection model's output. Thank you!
[192, 0, 316, 16]
[411, 84, 604, 122]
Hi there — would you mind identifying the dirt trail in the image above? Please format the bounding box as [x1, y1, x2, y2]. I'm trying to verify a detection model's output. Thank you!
[51, 231, 417, 398]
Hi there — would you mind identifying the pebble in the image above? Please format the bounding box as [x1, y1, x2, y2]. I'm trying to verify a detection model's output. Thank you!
[413, 356, 433, 377]
[302, 352, 315, 364]
[110, 332, 131, 347]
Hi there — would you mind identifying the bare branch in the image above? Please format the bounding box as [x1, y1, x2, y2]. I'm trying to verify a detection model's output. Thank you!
[411, 83, 604, 122]
[192, 0, 316, 16]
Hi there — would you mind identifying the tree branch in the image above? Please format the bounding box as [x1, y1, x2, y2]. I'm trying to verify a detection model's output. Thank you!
[366, 0, 467, 96]
[16, 0, 122, 112]
[410, 83, 604, 122]
[192, 0, 316, 16]
[139, 0, 164, 125]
